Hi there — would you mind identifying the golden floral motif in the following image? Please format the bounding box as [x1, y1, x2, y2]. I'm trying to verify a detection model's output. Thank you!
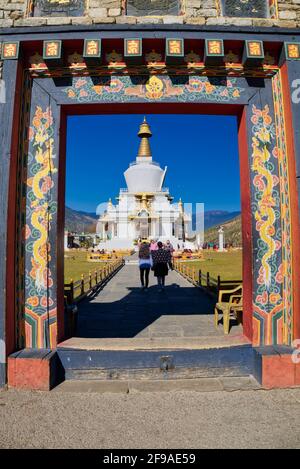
[204, 82, 215, 94]
[269, 293, 282, 305]
[27, 296, 39, 307]
[92, 85, 103, 95]
[145, 76, 164, 100]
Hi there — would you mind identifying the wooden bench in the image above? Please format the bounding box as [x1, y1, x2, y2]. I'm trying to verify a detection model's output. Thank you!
[214, 284, 243, 334]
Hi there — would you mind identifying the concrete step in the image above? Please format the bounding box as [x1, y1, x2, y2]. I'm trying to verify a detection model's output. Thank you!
[52, 375, 261, 393]
[57, 344, 255, 381]
[58, 335, 250, 351]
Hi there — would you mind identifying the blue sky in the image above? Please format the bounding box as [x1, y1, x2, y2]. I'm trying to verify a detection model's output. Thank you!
[66, 114, 241, 213]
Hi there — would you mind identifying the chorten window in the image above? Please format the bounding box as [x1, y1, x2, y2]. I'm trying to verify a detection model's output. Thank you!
[218, 0, 277, 19]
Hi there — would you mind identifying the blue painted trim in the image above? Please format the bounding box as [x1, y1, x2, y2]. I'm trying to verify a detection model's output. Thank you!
[0, 60, 19, 388]
[58, 344, 254, 376]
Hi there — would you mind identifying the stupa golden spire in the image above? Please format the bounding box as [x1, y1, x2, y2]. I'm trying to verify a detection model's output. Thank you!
[178, 198, 184, 213]
[137, 116, 152, 158]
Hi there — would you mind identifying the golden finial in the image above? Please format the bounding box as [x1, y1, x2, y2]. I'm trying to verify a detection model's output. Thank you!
[178, 198, 184, 213]
[137, 117, 152, 158]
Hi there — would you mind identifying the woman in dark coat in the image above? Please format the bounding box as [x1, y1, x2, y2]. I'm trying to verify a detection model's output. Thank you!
[151, 241, 172, 291]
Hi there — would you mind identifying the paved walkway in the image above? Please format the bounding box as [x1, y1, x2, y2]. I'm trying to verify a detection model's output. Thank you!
[63, 262, 243, 346]
[1, 387, 300, 448]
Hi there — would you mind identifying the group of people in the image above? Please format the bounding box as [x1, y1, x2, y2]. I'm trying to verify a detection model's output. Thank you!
[138, 240, 174, 292]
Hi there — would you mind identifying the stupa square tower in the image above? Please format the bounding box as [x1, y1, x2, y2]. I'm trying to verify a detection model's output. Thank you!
[96, 118, 192, 250]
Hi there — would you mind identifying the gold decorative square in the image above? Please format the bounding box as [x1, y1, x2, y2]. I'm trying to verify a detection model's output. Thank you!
[167, 39, 183, 56]
[125, 39, 142, 56]
[287, 43, 300, 60]
[84, 40, 101, 57]
[207, 40, 223, 55]
[43, 41, 61, 59]
[247, 41, 263, 57]
[2, 42, 19, 59]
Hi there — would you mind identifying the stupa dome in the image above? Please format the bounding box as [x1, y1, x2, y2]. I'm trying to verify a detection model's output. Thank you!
[124, 117, 167, 193]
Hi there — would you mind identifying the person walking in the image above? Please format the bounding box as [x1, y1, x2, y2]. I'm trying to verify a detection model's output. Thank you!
[164, 240, 174, 254]
[151, 241, 172, 291]
[138, 242, 152, 290]
[150, 239, 158, 252]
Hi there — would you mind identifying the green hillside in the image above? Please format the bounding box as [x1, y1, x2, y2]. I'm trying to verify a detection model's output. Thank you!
[204, 215, 242, 246]
[65, 206, 97, 233]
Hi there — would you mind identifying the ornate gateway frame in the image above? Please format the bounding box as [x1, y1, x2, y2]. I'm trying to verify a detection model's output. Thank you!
[1, 26, 300, 388]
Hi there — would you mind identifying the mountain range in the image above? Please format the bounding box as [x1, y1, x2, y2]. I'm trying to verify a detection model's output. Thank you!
[204, 214, 242, 246]
[203, 210, 241, 230]
[65, 206, 98, 233]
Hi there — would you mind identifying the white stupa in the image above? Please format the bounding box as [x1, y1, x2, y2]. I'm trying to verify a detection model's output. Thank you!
[96, 117, 193, 250]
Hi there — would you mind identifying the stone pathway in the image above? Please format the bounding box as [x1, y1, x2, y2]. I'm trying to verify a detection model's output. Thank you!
[67, 263, 243, 344]
[1, 387, 300, 448]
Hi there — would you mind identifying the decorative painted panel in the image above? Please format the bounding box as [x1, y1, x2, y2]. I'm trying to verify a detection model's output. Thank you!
[250, 75, 293, 346]
[63, 75, 245, 103]
[17, 66, 294, 350]
[22, 82, 60, 349]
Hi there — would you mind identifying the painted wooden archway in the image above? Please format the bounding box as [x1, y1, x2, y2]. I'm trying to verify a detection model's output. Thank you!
[1, 28, 300, 388]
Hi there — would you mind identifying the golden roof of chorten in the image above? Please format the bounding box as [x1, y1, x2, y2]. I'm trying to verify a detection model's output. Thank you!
[138, 116, 152, 138]
[137, 116, 152, 158]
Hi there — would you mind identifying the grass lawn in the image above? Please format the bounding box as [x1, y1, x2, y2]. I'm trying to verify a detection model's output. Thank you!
[64, 250, 108, 284]
[181, 250, 242, 281]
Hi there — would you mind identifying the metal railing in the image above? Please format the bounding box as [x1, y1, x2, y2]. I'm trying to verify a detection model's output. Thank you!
[173, 259, 242, 295]
[64, 258, 124, 304]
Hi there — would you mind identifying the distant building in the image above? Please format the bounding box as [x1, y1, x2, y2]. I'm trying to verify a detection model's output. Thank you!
[96, 117, 193, 250]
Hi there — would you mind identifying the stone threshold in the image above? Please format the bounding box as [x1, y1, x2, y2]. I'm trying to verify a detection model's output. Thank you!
[52, 375, 261, 394]
[58, 334, 250, 351]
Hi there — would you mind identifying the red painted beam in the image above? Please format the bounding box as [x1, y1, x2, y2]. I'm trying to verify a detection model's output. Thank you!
[238, 107, 253, 342]
[280, 63, 300, 343]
